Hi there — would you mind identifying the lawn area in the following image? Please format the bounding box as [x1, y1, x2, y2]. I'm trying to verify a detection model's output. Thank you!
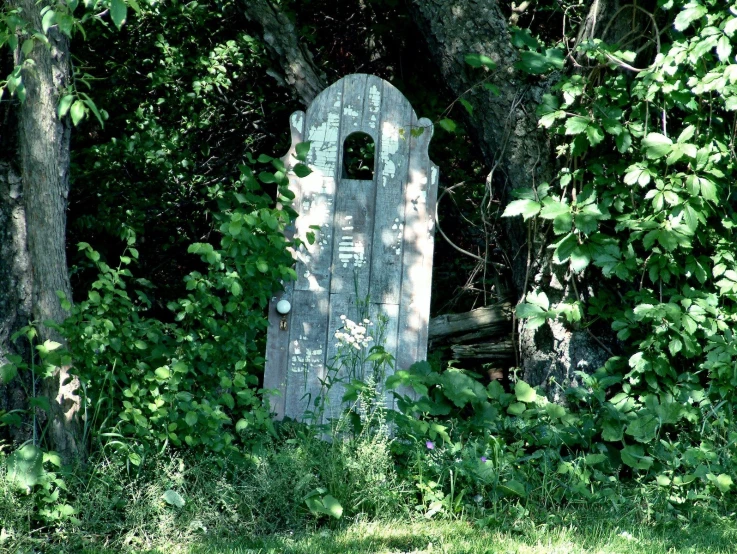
[184, 515, 736, 554]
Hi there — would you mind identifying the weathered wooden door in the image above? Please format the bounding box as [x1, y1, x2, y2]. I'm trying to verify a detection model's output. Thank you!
[264, 74, 438, 421]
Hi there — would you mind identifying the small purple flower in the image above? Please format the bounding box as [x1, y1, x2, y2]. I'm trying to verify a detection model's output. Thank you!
[481, 456, 488, 463]
[426, 440, 435, 450]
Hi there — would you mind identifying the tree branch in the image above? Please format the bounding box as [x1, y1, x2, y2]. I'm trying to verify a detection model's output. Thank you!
[241, 0, 326, 105]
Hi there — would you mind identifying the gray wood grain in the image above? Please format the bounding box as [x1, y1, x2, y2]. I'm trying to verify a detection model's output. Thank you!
[264, 74, 438, 421]
[396, 116, 437, 373]
[284, 289, 330, 421]
[428, 301, 512, 341]
[264, 110, 305, 419]
[368, 80, 413, 306]
[294, 80, 344, 292]
[451, 339, 515, 360]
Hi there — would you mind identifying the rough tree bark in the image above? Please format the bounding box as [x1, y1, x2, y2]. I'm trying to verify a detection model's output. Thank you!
[1, 0, 85, 463]
[406, 0, 634, 395]
[241, 0, 326, 105]
[0, 162, 34, 443]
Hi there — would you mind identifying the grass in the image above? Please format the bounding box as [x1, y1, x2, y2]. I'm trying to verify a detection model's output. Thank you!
[186, 516, 737, 554]
[189, 521, 737, 554]
[60, 510, 737, 554]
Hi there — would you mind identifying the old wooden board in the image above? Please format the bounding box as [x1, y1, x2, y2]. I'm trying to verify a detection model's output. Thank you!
[294, 80, 343, 293]
[264, 110, 305, 420]
[428, 301, 513, 342]
[285, 290, 330, 421]
[264, 74, 438, 421]
[396, 116, 439, 375]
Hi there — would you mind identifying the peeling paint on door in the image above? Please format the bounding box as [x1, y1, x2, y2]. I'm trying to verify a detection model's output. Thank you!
[264, 74, 439, 421]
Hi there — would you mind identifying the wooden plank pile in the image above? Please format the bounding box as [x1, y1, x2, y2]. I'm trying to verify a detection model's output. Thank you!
[428, 301, 515, 364]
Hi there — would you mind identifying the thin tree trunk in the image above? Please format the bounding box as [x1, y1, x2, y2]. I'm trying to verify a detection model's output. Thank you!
[12, 0, 84, 463]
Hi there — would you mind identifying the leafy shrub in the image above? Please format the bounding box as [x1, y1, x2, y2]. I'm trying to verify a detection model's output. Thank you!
[60, 161, 297, 457]
[387, 360, 737, 518]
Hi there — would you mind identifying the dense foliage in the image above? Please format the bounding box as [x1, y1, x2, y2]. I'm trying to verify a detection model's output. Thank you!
[2, 0, 737, 551]
[505, 0, 737, 498]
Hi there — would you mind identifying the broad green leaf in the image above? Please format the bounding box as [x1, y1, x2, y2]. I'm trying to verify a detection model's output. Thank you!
[574, 205, 603, 235]
[154, 366, 170, 380]
[21, 39, 34, 55]
[673, 4, 707, 31]
[507, 402, 526, 415]
[725, 17, 737, 38]
[642, 133, 673, 159]
[586, 125, 605, 146]
[295, 141, 311, 161]
[514, 381, 537, 403]
[498, 479, 527, 497]
[539, 199, 569, 220]
[626, 413, 658, 443]
[55, 94, 76, 120]
[677, 125, 696, 144]
[552, 233, 577, 264]
[616, 131, 632, 153]
[620, 444, 653, 470]
[258, 171, 276, 184]
[502, 199, 541, 220]
[293, 163, 312, 178]
[185, 411, 198, 426]
[526, 290, 550, 310]
[70, 100, 85, 126]
[516, 302, 546, 318]
[42, 9, 56, 34]
[569, 245, 591, 273]
[585, 454, 607, 465]
[7, 444, 43, 491]
[321, 494, 343, 519]
[516, 51, 553, 74]
[544, 48, 565, 69]
[565, 116, 590, 135]
[81, 95, 105, 127]
[0, 363, 18, 384]
[231, 281, 242, 296]
[553, 212, 573, 234]
[656, 474, 671, 487]
[700, 179, 718, 202]
[511, 28, 540, 49]
[42, 340, 62, 352]
[713, 473, 733, 493]
[438, 118, 457, 132]
[545, 403, 566, 419]
[110, 0, 127, 29]
[483, 83, 500, 95]
[438, 369, 488, 408]
[601, 420, 623, 442]
[459, 98, 473, 116]
[668, 337, 682, 356]
[162, 490, 185, 508]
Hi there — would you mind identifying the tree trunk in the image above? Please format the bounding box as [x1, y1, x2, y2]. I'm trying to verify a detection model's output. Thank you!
[241, 0, 326, 105]
[9, 0, 84, 463]
[408, 0, 616, 395]
[0, 161, 34, 444]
